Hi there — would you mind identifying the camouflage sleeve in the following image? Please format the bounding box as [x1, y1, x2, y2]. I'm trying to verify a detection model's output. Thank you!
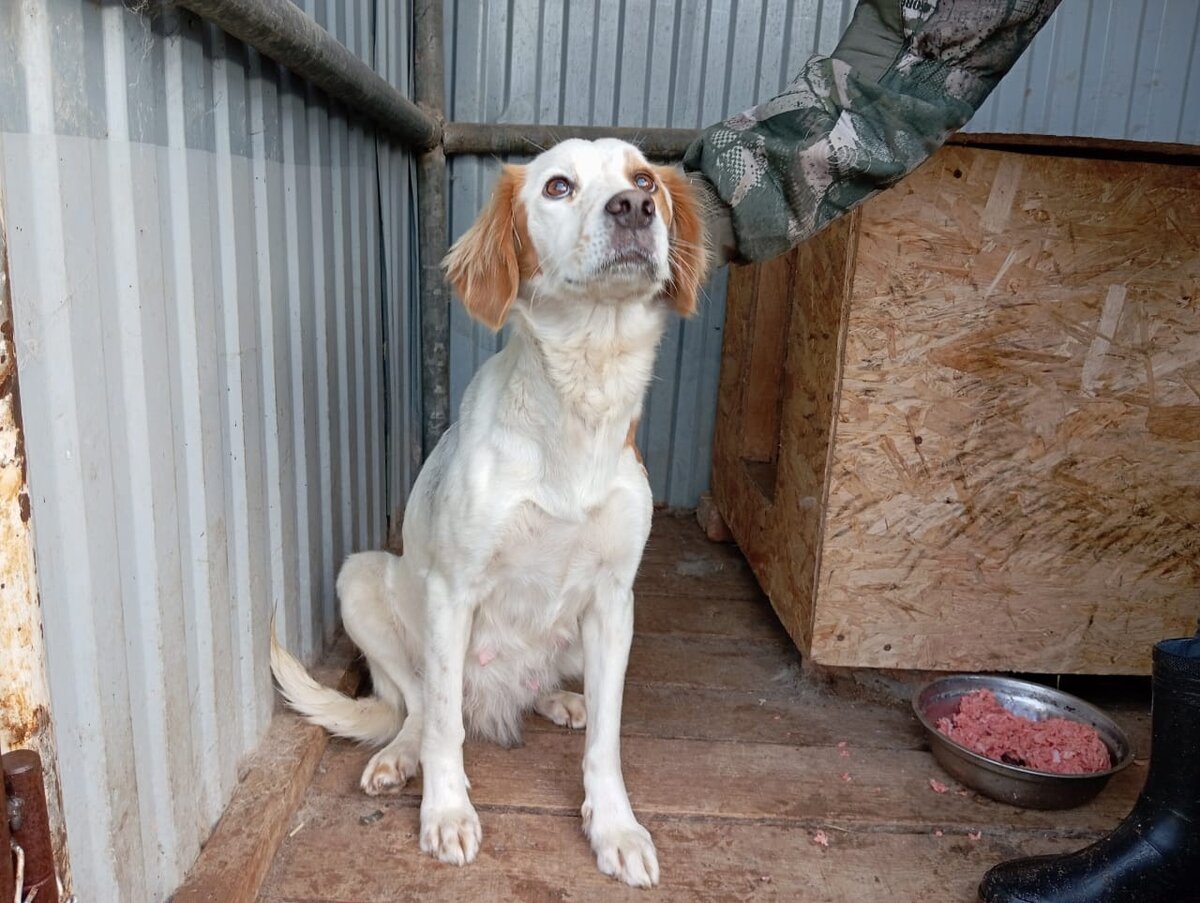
[683, 0, 1063, 264]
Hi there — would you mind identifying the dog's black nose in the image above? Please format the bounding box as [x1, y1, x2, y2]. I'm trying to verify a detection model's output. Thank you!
[605, 189, 656, 229]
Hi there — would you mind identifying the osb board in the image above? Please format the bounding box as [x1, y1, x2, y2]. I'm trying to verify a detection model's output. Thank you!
[712, 215, 858, 656]
[811, 146, 1200, 673]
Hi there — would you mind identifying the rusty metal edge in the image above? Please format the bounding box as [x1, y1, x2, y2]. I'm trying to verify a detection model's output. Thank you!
[0, 175, 72, 899]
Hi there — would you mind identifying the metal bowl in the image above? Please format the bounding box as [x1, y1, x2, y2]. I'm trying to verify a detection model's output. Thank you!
[912, 674, 1135, 810]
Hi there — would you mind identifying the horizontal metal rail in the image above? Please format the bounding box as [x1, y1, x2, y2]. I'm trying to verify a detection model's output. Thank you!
[443, 124, 1200, 165]
[176, 0, 442, 151]
[442, 122, 702, 159]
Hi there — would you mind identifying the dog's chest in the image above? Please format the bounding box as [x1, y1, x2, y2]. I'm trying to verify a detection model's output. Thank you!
[482, 501, 615, 615]
[462, 503, 622, 725]
[471, 500, 625, 646]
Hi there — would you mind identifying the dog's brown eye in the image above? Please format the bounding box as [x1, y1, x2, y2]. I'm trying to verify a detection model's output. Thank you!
[633, 171, 656, 193]
[543, 176, 573, 199]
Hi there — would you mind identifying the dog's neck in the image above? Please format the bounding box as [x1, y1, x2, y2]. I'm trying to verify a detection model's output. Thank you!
[486, 294, 665, 516]
[512, 293, 667, 428]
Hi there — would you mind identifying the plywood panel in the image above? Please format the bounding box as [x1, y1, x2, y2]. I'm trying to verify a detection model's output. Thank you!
[713, 216, 858, 656]
[811, 147, 1200, 672]
[713, 143, 1199, 674]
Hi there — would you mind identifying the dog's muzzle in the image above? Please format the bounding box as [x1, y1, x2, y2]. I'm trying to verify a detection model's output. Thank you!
[601, 188, 660, 276]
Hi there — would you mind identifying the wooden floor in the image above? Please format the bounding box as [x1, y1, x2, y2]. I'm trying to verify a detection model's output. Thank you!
[259, 514, 1151, 903]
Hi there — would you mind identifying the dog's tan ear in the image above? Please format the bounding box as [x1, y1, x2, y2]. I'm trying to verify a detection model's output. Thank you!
[443, 165, 526, 331]
[655, 165, 709, 318]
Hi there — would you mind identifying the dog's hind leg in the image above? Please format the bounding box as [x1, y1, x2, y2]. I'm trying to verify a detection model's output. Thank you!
[339, 553, 426, 795]
[534, 691, 587, 729]
[534, 631, 587, 728]
[360, 666, 424, 795]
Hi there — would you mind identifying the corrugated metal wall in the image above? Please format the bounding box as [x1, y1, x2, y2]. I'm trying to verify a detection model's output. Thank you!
[444, 0, 1200, 506]
[0, 1, 418, 900]
[965, 0, 1200, 142]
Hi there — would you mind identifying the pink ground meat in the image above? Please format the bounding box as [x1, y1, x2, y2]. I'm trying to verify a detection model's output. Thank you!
[936, 689, 1111, 775]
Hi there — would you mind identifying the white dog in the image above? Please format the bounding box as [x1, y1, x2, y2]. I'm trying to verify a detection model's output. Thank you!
[270, 138, 707, 887]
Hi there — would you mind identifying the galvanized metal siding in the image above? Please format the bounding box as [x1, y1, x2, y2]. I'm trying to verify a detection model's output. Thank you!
[965, 0, 1200, 141]
[445, 0, 1199, 506]
[0, 2, 417, 900]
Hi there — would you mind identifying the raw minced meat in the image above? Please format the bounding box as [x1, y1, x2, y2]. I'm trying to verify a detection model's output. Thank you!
[936, 689, 1111, 775]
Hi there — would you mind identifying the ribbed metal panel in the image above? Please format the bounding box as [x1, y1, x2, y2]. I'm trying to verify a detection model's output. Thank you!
[445, 0, 1199, 506]
[965, 0, 1200, 141]
[0, 1, 417, 900]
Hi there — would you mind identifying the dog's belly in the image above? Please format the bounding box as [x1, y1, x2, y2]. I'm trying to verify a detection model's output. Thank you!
[460, 502, 622, 744]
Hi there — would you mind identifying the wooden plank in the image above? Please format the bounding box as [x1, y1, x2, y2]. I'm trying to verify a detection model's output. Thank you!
[811, 146, 1200, 673]
[624, 638, 1149, 749]
[633, 554, 761, 601]
[640, 509, 748, 564]
[306, 731, 1143, 838]
[260, 806, 1085, 903]
[620, 673, 1148, 757]
[633, 591, 784, 642]
[636, 515, 762, 602]
[173, 635, 360, 903]
[626, 634, 802, 694]
[581, 684, 925, 749]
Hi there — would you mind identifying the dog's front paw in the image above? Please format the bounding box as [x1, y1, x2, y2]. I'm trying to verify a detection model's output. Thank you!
[419, 804, 482, 866]
[585, 815, 659, 888]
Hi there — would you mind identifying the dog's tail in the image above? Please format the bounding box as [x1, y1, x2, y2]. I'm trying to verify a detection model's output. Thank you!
[269, 623, 402, 746]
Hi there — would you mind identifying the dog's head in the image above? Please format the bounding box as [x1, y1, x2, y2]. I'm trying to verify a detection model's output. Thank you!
[443, 138, 708, 331]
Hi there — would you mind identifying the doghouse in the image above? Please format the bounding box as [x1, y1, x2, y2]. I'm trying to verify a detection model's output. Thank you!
[713, 138, 1200, 675]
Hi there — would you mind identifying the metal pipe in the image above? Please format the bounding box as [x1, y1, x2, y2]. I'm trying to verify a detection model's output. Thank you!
[443, 123, 1200, 166]
[3, 750, 59, 903]
[414, 0, 451, 456]
[176, 0, 441, 151]
[443, 122, 702, 160]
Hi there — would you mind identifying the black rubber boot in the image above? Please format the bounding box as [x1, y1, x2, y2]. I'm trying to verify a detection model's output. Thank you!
[978, 636, 1200, 903]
